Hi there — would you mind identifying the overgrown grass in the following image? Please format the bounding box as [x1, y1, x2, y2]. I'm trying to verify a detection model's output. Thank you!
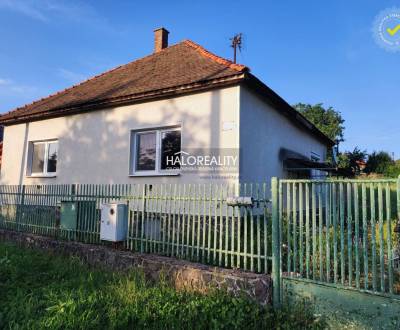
[0, 242, 324, 329]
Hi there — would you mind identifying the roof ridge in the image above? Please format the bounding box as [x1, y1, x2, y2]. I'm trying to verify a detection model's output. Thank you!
[3, 40, 247, 120]
[6, 43, 186, 118]
[183, 39, 248, 72]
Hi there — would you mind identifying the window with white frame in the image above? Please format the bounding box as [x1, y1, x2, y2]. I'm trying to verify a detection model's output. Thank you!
[130, 127, 181, 175]
[28, 140, 59, 176]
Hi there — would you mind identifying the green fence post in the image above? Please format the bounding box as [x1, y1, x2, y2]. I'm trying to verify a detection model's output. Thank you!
[398, 175, 400, 228]
[141, 184, 147, 253]
[17, 185, 26, 231]
[271, 177, 281, 308]
[71, 184, 76, 241]
[397, 175, 400, 220]
[71, 184, 77, 204]
[397, 176, 400, 290]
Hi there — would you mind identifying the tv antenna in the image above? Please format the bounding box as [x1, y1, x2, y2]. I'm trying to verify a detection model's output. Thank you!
[230, 33, 243, 63]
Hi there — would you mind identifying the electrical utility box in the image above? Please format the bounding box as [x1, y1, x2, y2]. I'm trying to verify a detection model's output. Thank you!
[60, 201, 78, 230]
[100, 202, 128, 242]
[60, 201, 97, 230]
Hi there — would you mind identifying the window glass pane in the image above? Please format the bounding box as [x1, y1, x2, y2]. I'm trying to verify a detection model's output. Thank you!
[32, 143, 45, 173]
[47, 142, 58, 173]
[161, 130, 181, 170]
[136, 132, 156, 171]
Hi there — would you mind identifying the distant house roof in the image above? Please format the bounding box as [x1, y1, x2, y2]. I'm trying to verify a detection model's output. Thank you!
[0, 40, 334, 146]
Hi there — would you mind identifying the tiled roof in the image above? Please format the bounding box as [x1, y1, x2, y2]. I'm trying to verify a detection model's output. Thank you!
[0, 39, 334, 146]
[0, 40, 248, 124]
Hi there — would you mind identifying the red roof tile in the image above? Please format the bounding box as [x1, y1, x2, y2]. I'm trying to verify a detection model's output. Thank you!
[0, 40, 248, 124]
[0, 39, 334, 146]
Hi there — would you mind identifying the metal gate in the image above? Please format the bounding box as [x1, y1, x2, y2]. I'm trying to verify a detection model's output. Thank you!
[271, 177, 400, 308]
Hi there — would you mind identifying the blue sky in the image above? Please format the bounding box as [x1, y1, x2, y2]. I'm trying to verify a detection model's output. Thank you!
[0, 0, 399, 156]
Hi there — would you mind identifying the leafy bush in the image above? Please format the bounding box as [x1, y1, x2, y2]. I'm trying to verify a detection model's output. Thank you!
[365, 151, 394, 175]
[0, 242, 323, 329]
[384, 160, 400, 178]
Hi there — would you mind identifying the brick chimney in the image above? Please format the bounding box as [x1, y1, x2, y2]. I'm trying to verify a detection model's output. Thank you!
[154, 27, 169, 53]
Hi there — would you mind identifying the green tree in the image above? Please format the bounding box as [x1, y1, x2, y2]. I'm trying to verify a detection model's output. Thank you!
[337, 152, 350, 169]
[384, 160, 400, 178]
[293, 103, 345, 142]
[365, 151, 394, 174]
[337, 147, 367, 175]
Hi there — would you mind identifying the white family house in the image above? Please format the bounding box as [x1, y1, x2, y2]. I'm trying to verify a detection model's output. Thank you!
[0, 28, 334, 187]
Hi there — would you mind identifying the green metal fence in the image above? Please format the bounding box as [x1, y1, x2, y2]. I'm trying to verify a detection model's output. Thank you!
[0, 183, 272, 273]
[275, 177, 400, 299]
[2, 178, 399, 307]
[128, 184, 272, 272]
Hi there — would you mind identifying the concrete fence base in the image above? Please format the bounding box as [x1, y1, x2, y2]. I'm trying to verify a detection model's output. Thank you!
[0, 229, 272, 305]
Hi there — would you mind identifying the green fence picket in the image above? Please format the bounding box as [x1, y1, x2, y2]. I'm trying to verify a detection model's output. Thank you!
[299, 183, 304, 276]
[354, 183, 360, 290]
[371, 183, 377, 292]
[278, 178, 398, 297]
[378, 183, 385, 292]
[293, 183, 297, 275]
[287, 183, 291, 275]
[306, 183, 310, 279]
[1, 177, 399, 300]
[346, 183, 353, 287]
[386, 183, 393, 294]
[333, 183, 338, 284]
[312, 183, 316, 280]
[325, 183, 331, 283]
[318, 184, 323, 281]
[271, 177, 281, 307]
[362, 183, 368, 290]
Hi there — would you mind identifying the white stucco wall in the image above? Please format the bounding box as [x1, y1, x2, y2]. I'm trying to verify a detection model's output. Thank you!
[239, 86, 327, 185]
[1, 84, 328, 187]
[1, 86, 240, 185]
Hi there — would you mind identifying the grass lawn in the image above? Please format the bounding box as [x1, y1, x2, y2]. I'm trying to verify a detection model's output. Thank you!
[0, 242, 324, 329]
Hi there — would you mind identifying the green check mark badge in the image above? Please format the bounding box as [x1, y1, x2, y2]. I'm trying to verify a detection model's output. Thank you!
[387, 24, 400, 36]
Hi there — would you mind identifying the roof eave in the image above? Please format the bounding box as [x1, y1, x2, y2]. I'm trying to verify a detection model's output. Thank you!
[242, 73, 335, 147]
[0, 68, 336, 149]
[0, 73, 246, 126]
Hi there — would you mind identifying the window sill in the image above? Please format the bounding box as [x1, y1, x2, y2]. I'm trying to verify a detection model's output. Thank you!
[26, 175, 57, 178]
[129, 172, 180, 177]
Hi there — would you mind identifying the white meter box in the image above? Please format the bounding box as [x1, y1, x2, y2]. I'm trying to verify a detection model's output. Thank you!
[100, 202, 128, 242]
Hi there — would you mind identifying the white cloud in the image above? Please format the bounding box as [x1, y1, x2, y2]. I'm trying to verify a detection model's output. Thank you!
[0, 78, 12, 85]
[58, 68, 87, 84]
[0, 77, 47, 113]
[0, 77, 38, 95]
[0, 0, 47, 21]
[0, 0, 115, 32]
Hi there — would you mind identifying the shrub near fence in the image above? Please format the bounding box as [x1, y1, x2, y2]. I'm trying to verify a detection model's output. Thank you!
[0, 183, 273, 274]
[279, 178, 400, 296]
